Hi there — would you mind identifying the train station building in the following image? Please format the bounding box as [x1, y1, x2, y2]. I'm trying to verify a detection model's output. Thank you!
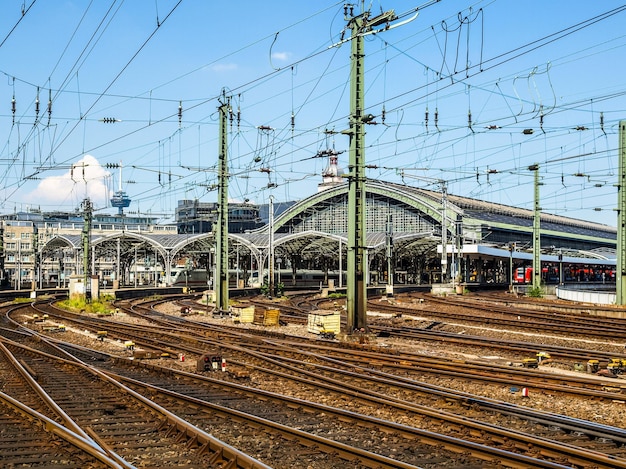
[0, 158, 617, 293]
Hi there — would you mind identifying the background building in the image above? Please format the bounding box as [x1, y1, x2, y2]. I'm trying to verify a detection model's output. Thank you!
[175, 200, 263, 234]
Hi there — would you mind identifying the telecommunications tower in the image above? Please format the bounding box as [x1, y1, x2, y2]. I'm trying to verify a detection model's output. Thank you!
[110, 162, 131, 216]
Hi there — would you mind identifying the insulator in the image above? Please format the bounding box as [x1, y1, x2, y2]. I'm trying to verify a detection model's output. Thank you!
[11, 95, 15, 124]
[291, 112, 295, 129]
[468, 109, 472, 129]
[600, 112, 605, 133]
[178, 101, 182, 126]
[434, 107, 439, 129]
[35, 87, 40, 121]
[425, 107, 429, 130]
[47, 89, 52, 125]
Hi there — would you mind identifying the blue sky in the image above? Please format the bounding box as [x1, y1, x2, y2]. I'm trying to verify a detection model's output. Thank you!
[0, 1, 625, 227]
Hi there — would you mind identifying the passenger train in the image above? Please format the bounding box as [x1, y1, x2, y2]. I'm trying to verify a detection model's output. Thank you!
[170, 269, 246, 288]
[513, 265, 615, 284]
[170, 268, 342, 289]
[248, 269, 343, 289]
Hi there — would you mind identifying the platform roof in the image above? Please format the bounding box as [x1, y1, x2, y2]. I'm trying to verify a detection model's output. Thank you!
[40, 180, 617, 265]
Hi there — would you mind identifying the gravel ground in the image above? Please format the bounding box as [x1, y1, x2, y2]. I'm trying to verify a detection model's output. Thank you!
[27, 294, 626, 431]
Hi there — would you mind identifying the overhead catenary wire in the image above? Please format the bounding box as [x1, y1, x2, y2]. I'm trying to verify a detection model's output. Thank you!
[0, 1, 623, 223]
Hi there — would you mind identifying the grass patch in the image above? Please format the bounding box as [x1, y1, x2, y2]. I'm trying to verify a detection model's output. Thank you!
[328, 292, 346, 299]
[57, 295, 115, 315]
[13, 297, 34, 303]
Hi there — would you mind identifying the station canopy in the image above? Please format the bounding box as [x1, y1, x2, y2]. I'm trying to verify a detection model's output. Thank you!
[40, 180, 616, 266]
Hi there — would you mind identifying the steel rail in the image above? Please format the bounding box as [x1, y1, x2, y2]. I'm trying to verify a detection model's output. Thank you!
[9, 303, 604, 467]
[243, 342, 626, 445]
[370, 297, 626, 339]
[214, 343, 626, 468]
[104, 341, 626, 468]
[0, 336, 271, 469]
[0, 340, 135, 469]
[9, 298, 624, 466]
[0, 390, 126, 469]
[105, 364, 571, 469]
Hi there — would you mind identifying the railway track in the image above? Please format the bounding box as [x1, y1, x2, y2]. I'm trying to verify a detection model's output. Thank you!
[249, 293, 626, 363]
[0, 303, 551, 468]
[0, 337, 121, 469]
[5, 298, 626, 467]
[473, 290, 626, 317]
[370, 299, 626, 341]
[0, 333, 266, 469]
[399, 292, 626, 340]
[29, 298, 626, 400]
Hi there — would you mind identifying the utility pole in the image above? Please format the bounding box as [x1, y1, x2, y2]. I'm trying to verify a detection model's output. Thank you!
[343, 5, 398, 334]
[32, 225, 38, 291]
[215, 92, 230, 314]
[455, 213, 463, 285]
[386, 214, 393, 297]
[529, 164, 541, 290]
[508, 242, 515, 291]
[268, 195, 275, 298]
[617, 121, 626, 305]
[440, 183, 448, 283]
[81, 198, 92, 301]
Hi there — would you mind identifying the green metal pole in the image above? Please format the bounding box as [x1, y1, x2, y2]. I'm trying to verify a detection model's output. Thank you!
[268, 195, 275, 298]
[345, 12, 367, 333]
[32, 225, 38, 291]
[617, 121, 626, 305]
[215, 94, 230, 313]
[342, 6, 398, 333]
[386, 214, 393, 297]
[81, 198, 92, 300]
[530, 164, 541, 290]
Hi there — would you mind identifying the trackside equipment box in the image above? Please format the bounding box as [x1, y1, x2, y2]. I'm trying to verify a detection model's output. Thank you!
[232, 305, 255, 323]
[196, 351, 223, 372]
[307, 311, 341, 334]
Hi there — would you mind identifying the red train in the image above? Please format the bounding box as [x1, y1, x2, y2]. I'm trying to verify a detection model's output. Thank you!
[513, 265, 615, 284]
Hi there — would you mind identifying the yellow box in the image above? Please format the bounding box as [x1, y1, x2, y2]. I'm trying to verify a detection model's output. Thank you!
[232, 305, 255, 323]
[264, 308, 280, 326]
[307, 311, 341, 334]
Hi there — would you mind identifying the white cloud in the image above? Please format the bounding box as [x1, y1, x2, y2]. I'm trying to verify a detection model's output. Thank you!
[271, 51, 290, 62]
[25, 155, 111, 209]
